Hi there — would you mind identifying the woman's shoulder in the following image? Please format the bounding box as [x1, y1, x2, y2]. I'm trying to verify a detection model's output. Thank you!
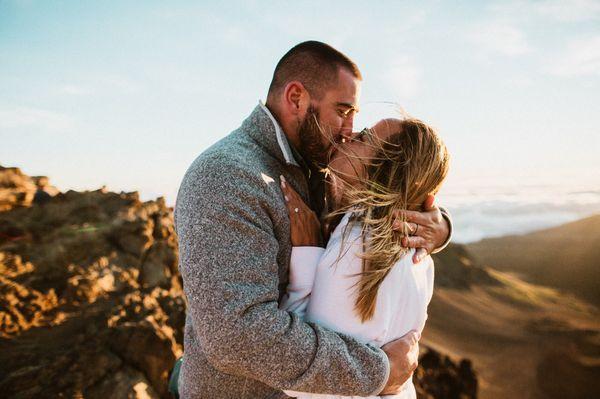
[327, 211, 362, 242]
[391, 248, 434, 273]
[318, 212, 364, 273]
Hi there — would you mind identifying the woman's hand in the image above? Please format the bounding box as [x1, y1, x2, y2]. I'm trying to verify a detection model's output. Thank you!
[279, 175, 322, 247]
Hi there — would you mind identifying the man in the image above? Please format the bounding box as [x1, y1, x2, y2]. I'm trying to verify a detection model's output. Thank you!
[175, 41, 451, 398]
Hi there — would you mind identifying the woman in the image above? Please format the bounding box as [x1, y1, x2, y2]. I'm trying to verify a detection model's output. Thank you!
[279, 117, 450, 399]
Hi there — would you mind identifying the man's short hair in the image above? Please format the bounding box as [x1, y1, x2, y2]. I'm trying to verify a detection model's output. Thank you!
[267, 41, 362, 100]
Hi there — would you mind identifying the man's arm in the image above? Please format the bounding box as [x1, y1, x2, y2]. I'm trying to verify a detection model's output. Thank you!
[433, 206, 452, 253]
[176, 159, 389, 396]
[394, 195, 453, 263]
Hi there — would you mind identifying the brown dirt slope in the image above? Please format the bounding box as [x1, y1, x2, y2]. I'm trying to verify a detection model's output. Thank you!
[426, 243, 600, 399]
[467, 214, 600, 305]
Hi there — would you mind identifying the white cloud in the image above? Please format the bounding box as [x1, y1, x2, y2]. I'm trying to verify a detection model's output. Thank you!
[534, 0, 600, 22]
[547, 36, 600, 76]
[385, 57, 422, 99]
[503, 76, 534, 88]
[0, 107, 74, 131]
[56, 76, 139, 97]
[489, 0, 600, 23]
[468, 22, 530, 56]
[99, 76, 139, 94]
[58, 84, 93, 96]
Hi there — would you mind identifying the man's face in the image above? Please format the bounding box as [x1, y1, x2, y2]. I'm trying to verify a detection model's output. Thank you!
[297, 68, 361, 166]
[327, 119, 402, 209]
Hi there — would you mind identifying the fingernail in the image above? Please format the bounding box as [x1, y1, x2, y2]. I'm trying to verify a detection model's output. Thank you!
[284, 195, 289, 201]
[280, 175, 286, 188]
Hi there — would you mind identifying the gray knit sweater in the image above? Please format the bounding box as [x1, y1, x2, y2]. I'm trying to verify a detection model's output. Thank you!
[175, 104, 390, 399]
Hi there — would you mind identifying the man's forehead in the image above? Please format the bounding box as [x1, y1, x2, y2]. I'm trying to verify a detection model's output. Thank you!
[326, 69, 361, 106]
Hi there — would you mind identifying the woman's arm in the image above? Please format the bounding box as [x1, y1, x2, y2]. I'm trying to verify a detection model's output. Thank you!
[280, 246, 325, 318]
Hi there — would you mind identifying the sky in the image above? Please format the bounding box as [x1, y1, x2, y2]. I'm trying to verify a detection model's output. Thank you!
[1, 0, 599, 237]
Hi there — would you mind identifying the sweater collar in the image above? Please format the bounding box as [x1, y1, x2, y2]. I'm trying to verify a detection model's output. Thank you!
[252, 101, 300, 167]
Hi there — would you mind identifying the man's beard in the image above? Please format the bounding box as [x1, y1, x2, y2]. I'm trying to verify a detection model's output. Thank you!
[297, 106, 332, 167]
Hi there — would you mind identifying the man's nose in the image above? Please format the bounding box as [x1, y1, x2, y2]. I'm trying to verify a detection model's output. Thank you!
[340, 130, 353, 143]
[341, 131, 363, 143]
[340, 116, 355, 141]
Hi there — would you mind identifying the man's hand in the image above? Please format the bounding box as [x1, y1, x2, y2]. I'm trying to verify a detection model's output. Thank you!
[380, 330, 420, 395]
[393, 195, 450, 264]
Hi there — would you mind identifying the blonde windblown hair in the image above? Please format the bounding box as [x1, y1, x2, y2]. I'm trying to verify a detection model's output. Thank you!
[327, 118, 450, 322]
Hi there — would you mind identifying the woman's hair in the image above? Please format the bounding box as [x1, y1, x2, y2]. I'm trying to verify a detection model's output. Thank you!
[328, 118, 450, 322]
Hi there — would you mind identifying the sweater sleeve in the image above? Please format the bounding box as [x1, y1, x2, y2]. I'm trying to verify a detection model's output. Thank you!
[432, 206, 452, 254]
[175, 158, 390, 396]
[280, 247, 325, 318]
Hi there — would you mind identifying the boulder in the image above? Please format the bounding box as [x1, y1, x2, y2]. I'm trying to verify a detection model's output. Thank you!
[86, 366, 160, 399]
[0, 165, 37, 211]
[140, 241, 178, 288]
[110, 319, 177, 398]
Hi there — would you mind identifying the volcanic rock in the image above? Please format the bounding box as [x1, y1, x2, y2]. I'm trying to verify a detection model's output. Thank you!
[0, 165, 37, 211]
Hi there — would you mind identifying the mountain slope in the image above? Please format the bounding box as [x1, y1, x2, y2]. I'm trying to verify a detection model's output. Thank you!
[427, 243, 600, 399]
[467, 214, 600, 305]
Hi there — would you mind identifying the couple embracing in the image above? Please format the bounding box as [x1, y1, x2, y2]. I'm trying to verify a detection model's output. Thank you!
[174, 41, 452, 399]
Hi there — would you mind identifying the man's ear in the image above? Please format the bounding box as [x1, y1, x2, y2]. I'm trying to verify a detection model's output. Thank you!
[283, 81, 310, 117]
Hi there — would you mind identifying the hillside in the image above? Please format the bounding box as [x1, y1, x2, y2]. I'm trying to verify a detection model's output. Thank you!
[467, 215, 600, 305]
[428, 241, 600, 399]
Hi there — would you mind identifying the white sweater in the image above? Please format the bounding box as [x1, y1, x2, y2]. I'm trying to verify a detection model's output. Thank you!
[280, 212, 435, 399]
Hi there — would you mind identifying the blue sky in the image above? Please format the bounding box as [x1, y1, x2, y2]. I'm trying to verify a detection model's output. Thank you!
[1, 0, 599, 204]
